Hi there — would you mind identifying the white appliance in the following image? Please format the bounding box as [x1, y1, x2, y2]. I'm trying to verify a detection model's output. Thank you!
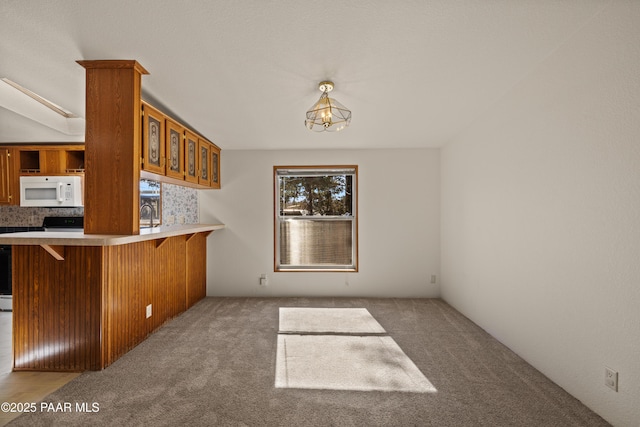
[0, 295, 11, 311]
[19, 176, 83, 207]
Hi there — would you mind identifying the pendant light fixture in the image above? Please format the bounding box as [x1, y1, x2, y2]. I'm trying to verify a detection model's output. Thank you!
[305, 81, 351, 132]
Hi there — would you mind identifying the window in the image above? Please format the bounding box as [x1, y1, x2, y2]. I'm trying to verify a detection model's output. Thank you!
[274, 166, 358, 271]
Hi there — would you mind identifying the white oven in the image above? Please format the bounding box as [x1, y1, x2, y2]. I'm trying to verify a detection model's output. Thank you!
[19, 176, 83, 207]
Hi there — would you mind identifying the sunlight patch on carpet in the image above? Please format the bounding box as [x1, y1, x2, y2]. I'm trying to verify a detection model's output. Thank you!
[279, 307, 386, 334]
[275, 335, 436, 393]
[275, 308, 436, 393]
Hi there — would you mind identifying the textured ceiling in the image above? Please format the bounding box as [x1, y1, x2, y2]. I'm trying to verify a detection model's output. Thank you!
[0, 0, 608, 149]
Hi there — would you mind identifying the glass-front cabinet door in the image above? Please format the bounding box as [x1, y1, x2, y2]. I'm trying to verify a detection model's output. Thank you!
[198, 139, 210, 186]
[142, 102, 165, 175]
[184, 131, 199, 184]
[165, 118, 184, 180]
[210, 144, 220, 189]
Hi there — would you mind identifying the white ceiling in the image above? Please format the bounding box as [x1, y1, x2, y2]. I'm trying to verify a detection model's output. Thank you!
[0, 0, 608, 150]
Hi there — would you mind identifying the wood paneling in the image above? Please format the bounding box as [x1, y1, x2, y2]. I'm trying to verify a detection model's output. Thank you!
[153, 236, 187, 329]
[12, 232, 209, 372]
[101, 242, 146, 367]
[186, 232, 208, 308]
[12, 245, 103, 371]
[102, 237, 188, 367]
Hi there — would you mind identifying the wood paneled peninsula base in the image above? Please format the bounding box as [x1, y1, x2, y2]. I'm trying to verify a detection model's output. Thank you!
[0, 224, 224, 372]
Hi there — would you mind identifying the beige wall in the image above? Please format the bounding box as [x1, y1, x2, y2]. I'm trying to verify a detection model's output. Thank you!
[200, 148, 440, 298]
[441, 2, 640, 425]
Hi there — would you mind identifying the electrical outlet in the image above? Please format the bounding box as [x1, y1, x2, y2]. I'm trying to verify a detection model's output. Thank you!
[605, 367, 618, 392]
[146, 304, 152, 319]
[430, 274, 437, 284]
[259, 274, 268, 286]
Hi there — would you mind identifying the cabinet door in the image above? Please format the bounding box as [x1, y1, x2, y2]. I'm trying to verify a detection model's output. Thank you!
[184, 131, 199, 184]
[142, 103, 165, 175]
[40, 150, 65, 174]
[165, 118, 185, 180]
[0, 149, 14, 205]
[198, 139, 210, 186]
[210, 143, 221, 189]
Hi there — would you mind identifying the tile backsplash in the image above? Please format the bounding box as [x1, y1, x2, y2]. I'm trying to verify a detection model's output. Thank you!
[0, 206, 84, 227]
[0, 182, 198, 228]
[161, 183, 199, 225]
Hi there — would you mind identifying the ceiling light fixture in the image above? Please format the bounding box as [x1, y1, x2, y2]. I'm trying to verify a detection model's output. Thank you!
[305, 81, 351, 132]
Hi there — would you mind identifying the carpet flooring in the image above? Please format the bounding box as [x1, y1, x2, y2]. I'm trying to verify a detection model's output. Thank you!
[9, 298, 609, 426]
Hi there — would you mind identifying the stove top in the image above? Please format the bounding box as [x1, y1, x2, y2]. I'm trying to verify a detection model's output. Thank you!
[42, 216, 84, 232]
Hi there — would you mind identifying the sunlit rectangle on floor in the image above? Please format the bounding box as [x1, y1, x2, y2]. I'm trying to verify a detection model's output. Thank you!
[279, 307, 386, 334]
[275, 335, 436, 393]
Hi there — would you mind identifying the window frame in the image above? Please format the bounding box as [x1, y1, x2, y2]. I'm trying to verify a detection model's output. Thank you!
[274, 165, 358, 272]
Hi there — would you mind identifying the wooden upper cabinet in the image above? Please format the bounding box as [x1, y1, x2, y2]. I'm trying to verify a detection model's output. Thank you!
[165, 118, 185, 180]
[198, 138, 211, 186]
[0, 148, 14, 205]
[142, 102, 165, 175]
[210, 143, 221, 189]
[184, 131, 199, 184]
[138, 100, 220, 189]
[16, 146, 84, 175]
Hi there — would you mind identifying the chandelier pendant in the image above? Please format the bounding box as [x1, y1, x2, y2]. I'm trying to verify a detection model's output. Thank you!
[305, 81, 351, 132]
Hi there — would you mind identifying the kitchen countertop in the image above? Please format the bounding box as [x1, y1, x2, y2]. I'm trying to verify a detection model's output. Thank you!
[0, 223, 225, 247]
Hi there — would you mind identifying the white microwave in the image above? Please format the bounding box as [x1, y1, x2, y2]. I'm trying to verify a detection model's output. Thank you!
[19, 176, 84, 207]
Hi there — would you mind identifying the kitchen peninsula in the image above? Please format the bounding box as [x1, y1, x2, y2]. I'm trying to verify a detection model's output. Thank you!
[0, 224, 223, 371]
[1, 59, 224, 371]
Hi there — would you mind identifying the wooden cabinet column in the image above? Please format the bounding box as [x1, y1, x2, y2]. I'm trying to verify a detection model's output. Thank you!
[77, 60, 149, 235]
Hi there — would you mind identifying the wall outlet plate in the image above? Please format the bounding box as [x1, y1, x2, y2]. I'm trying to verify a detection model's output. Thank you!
[605, 367, 618, 392]
[146, 304, 152, 319]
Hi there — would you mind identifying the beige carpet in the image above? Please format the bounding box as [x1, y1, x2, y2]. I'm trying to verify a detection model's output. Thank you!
[8, 298, 610, 426]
